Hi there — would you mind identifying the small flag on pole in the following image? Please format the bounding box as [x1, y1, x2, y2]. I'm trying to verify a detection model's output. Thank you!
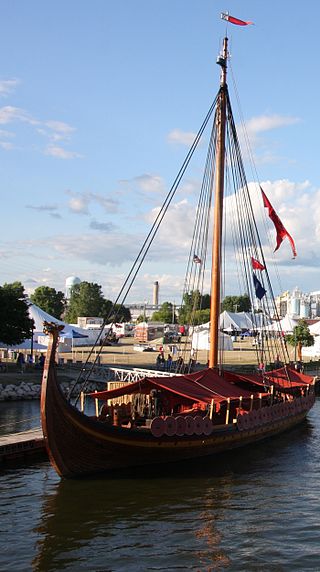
[221, 13, 253, 26]
[251, 256, 266, 271]
[253, 273, 267, 300]
[261, 187, 297, 259]
[193, 254, 202, 264]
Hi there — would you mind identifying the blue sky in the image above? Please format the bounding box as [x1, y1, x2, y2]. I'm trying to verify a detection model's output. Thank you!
[1, 0, 320, 305]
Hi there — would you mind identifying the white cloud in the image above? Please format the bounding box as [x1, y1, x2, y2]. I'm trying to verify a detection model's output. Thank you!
[45, 145, 82, 159]
[0, 105, 37, 125]
[168, 128, 197, 146]
[48, 233, 140, 266]
[0, 79, 20, 97]
[245, 114, 300, 135]
[67, 193, 90, 215]
[65, 190, 119, 215]
[45, 120, 75, 135]
[146, 198, 195, 251]
[0, 100, 80, 158]
[236, 114, 300, 164]
[88, 192, 118, 213]
[129, 174, 166, 194]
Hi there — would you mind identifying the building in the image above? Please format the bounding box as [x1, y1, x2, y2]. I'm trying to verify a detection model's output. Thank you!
[275, 287, 320, 319]
[125, 303, 161, 321]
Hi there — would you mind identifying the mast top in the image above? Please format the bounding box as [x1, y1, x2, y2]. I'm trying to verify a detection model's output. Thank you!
[216, 37, 228, 87]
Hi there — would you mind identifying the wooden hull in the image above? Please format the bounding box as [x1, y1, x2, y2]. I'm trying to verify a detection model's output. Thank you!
[41, 345, 315, 478]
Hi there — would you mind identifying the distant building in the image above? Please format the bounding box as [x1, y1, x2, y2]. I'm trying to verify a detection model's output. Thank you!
[125, 302, 181, 322]
[125, 303, 161, 321]
[77, 316, 103, 328]
[275, 287, 320, 319]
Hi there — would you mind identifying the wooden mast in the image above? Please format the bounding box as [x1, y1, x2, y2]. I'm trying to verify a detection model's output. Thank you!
[209, 37, 228, 368]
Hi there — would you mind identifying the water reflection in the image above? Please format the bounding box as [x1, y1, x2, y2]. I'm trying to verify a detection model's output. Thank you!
[32, 419, 314, 572]
[0, 400, 40, 435]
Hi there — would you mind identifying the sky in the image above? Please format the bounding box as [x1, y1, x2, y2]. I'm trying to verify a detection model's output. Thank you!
[1, 0, 320, 306]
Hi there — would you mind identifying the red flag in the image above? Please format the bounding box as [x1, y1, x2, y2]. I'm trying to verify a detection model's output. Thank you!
[261, 187, 297, 258]
[221, 13, 253, 26]
[251, 257, 266, 271]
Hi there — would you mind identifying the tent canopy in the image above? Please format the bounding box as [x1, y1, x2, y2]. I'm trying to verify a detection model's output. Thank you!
[219, 311, 271, 332]
[263, 314, 298, 333]
[0, 340, 47, 351]
[309, 320, 320, 335]
[28, 302, 87, 339]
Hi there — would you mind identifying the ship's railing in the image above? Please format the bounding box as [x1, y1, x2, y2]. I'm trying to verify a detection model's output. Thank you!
[85, 365, 180, 383]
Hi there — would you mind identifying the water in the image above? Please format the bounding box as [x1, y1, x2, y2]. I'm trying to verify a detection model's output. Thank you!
[1, 399, 320, 571]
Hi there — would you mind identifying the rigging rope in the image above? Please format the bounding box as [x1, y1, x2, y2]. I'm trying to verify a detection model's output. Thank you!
[69, 94, 220, 400]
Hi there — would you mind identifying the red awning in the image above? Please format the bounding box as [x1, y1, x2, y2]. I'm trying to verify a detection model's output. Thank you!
[264, 366, 314, 389]
[89, 368, 266, 405]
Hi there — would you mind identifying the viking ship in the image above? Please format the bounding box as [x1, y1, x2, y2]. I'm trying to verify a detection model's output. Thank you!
[41, 31, 316, 478]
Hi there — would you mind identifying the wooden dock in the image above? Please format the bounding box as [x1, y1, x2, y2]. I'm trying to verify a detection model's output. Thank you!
[0, 428, 46, 465]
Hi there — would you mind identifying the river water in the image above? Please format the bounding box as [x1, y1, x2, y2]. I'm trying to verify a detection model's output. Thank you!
[0, 399, 320, 571]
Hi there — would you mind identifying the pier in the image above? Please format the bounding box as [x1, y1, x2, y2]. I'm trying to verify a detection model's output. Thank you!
[0, 428, 45, 465]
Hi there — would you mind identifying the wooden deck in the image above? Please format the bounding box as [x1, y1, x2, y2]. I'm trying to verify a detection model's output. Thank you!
[0, 428, 46, 465]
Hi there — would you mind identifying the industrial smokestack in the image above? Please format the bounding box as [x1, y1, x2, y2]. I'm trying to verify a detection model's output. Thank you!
[153, 281, 159, 306]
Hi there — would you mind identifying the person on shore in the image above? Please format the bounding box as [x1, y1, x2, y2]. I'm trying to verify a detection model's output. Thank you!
[295, 360, 303, 373]
[17, 352, 25, 373]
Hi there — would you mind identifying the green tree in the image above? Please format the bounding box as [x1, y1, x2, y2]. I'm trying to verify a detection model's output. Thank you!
[65, 282, 106, 323]
[107, 303, 131, 323]
[0, 282, 34, 345]
[179, 290, 211, 324]
[192, 308, 211, 325]
[64, 281, 131, 324]
[30, 286, 65, 318]
[136, 314, 147, 323]
[221, 294, 251, 313]
[286, 320, 314, 361]
[151, 302, 176, 323]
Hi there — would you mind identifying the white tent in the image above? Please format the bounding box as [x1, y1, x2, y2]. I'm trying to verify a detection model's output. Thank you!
[302, 320, 320, 357]
[191, 323, 233, 351]
[219, 311, 246, 331]
[302, 339, 320, 357]
[28, 302, 87, 340]
[219, 311, 272, 332]
[3, 340, 47, 351]
[309, 320, 320, 335]
[264, 314, 298, 334]
[27, 302, 89, 351]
